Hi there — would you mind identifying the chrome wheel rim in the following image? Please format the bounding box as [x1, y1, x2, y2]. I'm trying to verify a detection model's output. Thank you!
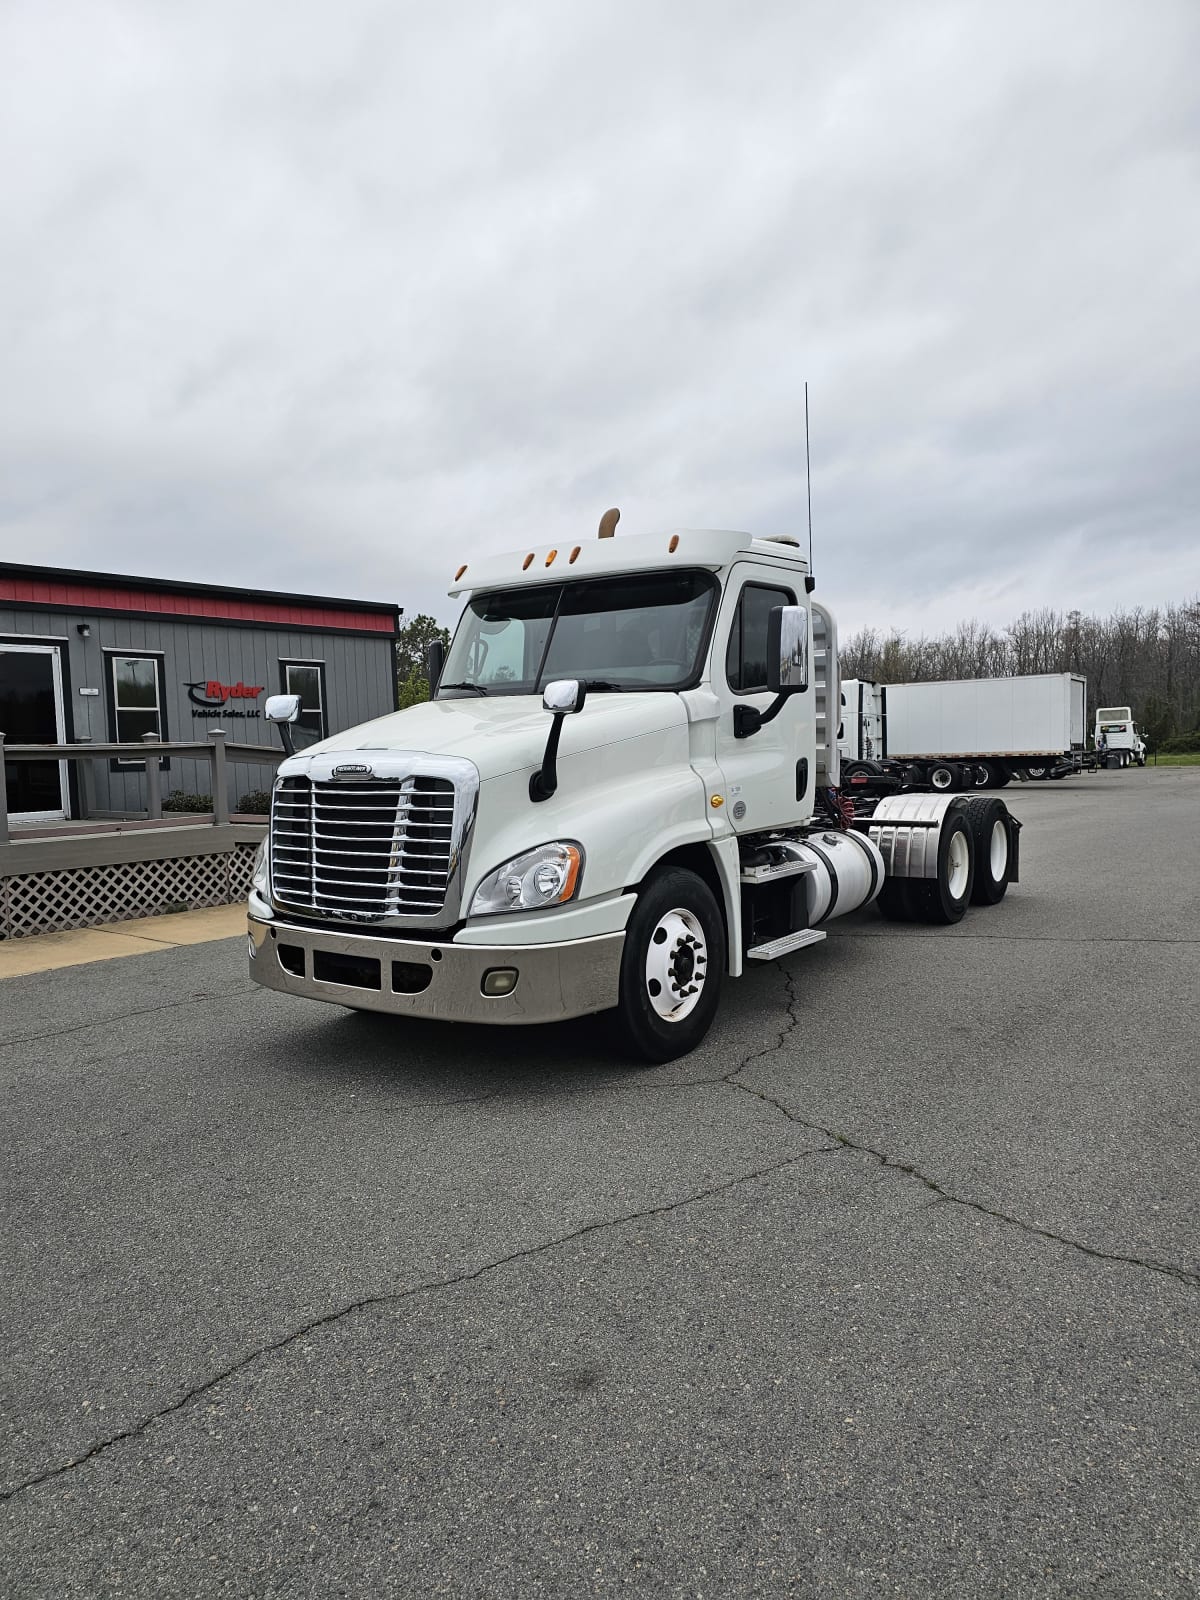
[645, 907, 708, 1022]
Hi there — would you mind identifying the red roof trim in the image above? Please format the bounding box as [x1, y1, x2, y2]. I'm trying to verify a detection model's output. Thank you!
[0, 576, 397, 635]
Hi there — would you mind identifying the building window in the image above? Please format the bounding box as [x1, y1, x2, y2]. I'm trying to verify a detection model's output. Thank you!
[725, 583, 796, 693]
[280, 661, 326, 749]
[107, 652, 168, 767]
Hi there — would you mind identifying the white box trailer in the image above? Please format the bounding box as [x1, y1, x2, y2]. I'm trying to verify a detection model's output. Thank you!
[841, 673, 1091, 788]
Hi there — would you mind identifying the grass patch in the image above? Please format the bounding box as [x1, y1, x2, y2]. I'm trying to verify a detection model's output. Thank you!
[1150, 752, 1200, 766]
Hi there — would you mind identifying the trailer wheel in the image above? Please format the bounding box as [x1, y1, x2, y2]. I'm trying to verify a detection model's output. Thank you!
[613, 867, 725, 1062]
[992, 768, 1012, 787]
[842, 763, 873, 788]
[1025, 764, 1049, 781]
[929, 762, 959, 792]
[962, 797, 1012, 905]
[972, 762, 995, 788]
[907, 810, 975, 924]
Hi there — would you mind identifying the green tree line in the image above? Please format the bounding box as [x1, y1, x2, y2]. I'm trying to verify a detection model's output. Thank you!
[839, 598, 1200, 749]
[395, 614, 451, 708]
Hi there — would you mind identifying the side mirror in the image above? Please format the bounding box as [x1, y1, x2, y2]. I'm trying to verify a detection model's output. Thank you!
[766, 606, 809, 695]
[264, 694, 301, 723]
[426, 639, 445, 693]
[542, 679, 586, 715]
[530, 680, 587, 801]
[264, 694, 301, 757]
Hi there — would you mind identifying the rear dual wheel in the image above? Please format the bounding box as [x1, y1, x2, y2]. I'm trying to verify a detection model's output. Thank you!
[876, 808, 975, 925]
[961, 796, 1013, 905]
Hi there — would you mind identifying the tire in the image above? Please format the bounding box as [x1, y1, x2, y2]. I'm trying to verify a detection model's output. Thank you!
[875, 878, 919, 921]
[928, 762, 959, 792]
[906, 809, 975, 924]
[614, 867, 725, 1062]
[1025, 764, 1049, 781]
[842, 763, 873, 788]
[962, 797, 1012, 905]
[972, 762, 995, 788]
[992, 768, 1012, 787]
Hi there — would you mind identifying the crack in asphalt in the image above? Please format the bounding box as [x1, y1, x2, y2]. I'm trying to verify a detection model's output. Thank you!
[0, 1142, 835, 1505]
[0, 989, 256, 1052]
[4, 952, 1195, 1505]
[721, 966, 1200, 1291]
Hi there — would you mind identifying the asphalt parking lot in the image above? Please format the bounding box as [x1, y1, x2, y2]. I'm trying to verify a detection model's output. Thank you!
[2, 766, 1197, 1599]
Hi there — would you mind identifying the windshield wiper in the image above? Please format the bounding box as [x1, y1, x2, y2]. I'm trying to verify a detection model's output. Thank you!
[437, 682, 489, 696]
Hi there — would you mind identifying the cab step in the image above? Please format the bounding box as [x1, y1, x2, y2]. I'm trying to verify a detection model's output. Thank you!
[740, 858, 818, 884]
[745, 928, 828, 961]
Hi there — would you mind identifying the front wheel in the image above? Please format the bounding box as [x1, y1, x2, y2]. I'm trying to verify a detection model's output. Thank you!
[614, 867, 726, 1062]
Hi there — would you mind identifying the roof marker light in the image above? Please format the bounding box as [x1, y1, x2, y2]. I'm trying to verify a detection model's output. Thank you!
[522, 553, 535, 570]
[569, 546, 581, 563]
[454, 564, 468, 581]
[545, 548, 558, 566]
[668, 535, 680, 553]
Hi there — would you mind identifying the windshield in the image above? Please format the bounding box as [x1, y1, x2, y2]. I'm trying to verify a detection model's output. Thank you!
[438, 571, 718, 697]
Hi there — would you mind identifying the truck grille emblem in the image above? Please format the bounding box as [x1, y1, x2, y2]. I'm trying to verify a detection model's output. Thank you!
[332, 762, 373, 778]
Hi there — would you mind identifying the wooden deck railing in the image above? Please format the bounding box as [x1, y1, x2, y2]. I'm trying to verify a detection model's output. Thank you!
[0, 730, 284, 845]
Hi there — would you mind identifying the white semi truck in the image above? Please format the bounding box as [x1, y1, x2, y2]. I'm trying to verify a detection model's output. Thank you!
[247, 516, 1022, 1060]
[1094, 706, 1146, 767]
[839, 672, 1092, 789]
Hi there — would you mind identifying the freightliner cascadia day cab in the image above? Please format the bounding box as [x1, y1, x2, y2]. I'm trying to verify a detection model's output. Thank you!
[1094, 706, 1146, 767]
[839, 673, 1091, 789]
[247, 513, 1022, 1060]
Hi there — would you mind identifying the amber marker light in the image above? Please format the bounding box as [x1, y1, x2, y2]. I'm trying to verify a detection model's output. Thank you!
[545, 548, 558, 566]
[569, 546, 581, 563]
[668, 535, 680, 553]
[454, 564, 468, 581]
[561, 846, 583, 899]
[522, 552, 535, 570]
[710, 794, 725, 808]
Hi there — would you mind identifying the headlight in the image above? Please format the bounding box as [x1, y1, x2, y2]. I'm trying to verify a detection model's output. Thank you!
[250, 838, 269, 896]
[469, 841, 584, 917]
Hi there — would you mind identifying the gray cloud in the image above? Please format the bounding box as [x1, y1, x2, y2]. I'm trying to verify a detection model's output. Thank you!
[1, 0, 1197, 636]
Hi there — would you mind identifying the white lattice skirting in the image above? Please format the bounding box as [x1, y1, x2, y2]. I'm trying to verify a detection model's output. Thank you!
[1, 846, 257, 939]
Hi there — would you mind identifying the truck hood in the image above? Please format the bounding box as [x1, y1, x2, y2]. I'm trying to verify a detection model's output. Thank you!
[302, 693, 688, 781]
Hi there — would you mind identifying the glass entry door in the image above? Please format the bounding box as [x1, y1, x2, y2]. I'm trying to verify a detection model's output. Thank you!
[1, 644, 68, 822]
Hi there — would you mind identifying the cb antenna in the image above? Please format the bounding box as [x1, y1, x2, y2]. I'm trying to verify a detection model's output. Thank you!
[804, 381, 816, 594]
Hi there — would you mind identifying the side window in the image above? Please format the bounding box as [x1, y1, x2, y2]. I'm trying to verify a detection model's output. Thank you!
[726, 584, 795, 693]
[108, 652, 167, 767]
[281, 662, 326, 750]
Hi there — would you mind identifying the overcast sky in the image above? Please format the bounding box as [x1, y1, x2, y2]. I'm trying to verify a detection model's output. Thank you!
[2, 0, 1197, 636]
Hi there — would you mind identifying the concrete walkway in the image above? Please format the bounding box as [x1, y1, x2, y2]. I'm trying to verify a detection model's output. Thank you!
[0, 903, 246, 978]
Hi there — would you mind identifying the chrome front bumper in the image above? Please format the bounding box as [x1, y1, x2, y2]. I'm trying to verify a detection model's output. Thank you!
[247, 914, 625, 1025]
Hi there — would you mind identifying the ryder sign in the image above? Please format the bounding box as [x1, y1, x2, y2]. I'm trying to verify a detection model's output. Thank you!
[185, 679, 265, 719]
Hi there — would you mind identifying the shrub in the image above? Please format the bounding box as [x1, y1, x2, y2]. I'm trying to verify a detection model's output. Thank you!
[162, 791, 214, 813]
[1159, 729, 1200, 754]
[237, 789, 272, 814]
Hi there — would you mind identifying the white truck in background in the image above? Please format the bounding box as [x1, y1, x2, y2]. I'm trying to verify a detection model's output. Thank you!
[248, 513, 1023, 1061]
[1094, 706, 1146, 767]
[839, 672, 1093, 790]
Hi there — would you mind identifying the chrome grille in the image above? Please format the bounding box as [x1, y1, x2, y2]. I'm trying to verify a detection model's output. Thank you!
[270, 776, 457, 920]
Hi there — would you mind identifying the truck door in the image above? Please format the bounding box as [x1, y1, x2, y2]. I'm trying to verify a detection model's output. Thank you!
[712, 568, 814, 833]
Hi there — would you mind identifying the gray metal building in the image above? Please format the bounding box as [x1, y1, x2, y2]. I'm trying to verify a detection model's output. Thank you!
[1, 562, 401, 824]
